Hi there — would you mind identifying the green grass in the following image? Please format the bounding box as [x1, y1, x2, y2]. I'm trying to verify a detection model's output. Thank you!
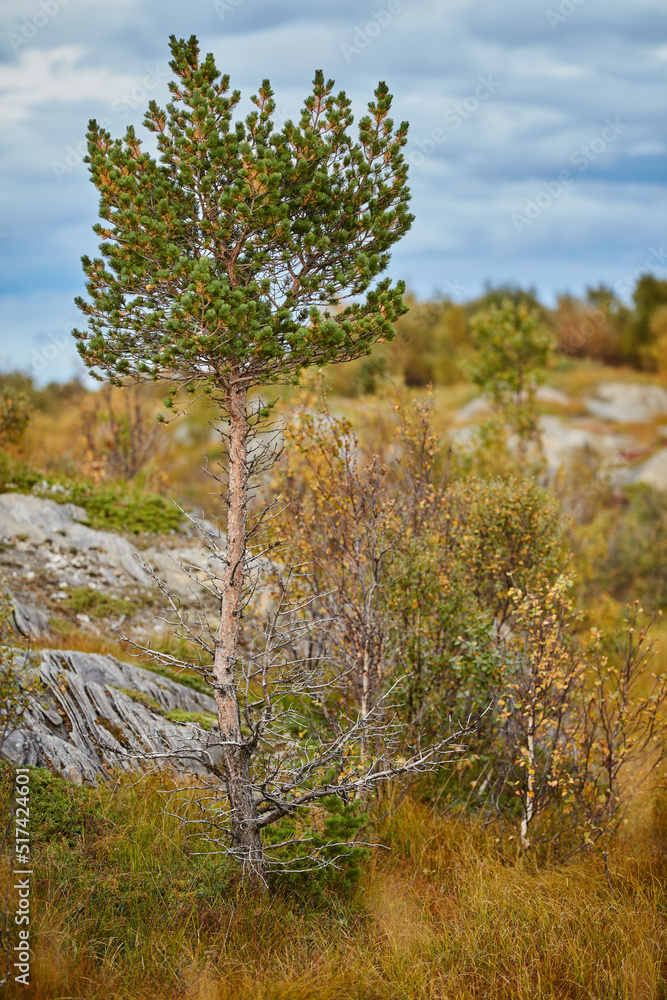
[164, 708, 218, 730]
[66, 481, 184, 534]
[1, 766, 665, 1000]
[144, 662, 211, 696]
[0, 449, 184, 535]
[112, 693, 218, 731]
[116, 688, 163, 713]
[65, 586, 136, 620]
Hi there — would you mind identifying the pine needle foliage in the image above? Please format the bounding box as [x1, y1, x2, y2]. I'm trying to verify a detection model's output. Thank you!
[73, 34, 414, 395]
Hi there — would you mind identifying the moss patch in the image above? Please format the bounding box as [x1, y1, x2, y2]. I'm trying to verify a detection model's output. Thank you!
[116, 688, 163, 714]
[65, 586, 135, 620]
[165, 708, 218, 730]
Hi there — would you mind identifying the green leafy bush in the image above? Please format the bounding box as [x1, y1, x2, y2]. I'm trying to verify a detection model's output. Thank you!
[444, 476, 569, 625]
[0, 765, 107, 845]
[465, 297, 554, 464]
[264, 795, 369, 903]
[578, 484, 667, 609]
[0, 389, 32, 448]
[0, 451, 42, 493]
[383, 476, 568, 745]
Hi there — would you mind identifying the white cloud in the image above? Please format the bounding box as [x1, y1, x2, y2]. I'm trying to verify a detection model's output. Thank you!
[0, 45, 140, 125]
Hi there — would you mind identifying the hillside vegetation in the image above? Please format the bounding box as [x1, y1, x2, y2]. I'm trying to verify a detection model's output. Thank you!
[2, 280, 667, 998]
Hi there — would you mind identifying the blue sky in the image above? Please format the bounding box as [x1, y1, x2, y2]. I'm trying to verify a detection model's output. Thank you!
[0, 0, 665, 383]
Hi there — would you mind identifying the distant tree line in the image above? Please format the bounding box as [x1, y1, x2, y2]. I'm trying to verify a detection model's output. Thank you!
[328, 274, 667, 395]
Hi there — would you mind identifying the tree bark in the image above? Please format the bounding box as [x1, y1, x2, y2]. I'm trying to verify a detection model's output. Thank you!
[521, 705, 536, 851]
[212, 382, 264, 882]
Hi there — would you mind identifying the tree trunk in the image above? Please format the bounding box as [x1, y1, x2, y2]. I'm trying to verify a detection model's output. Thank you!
[212, 383, 264, 882]
[521, 706, 536, 851]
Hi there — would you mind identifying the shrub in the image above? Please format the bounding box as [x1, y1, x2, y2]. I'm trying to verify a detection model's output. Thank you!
[0, 448, 184, 535]
[473, 587, 667, 860]
[384, 524, 501, 737]
[553, 289, 626, 365]
[0, 451, 42, 494]
[0, 389, 32, 449]
[66, 482, 184, 534]
[579, 484, 667, 610]
[384, 476, 569, 745]
[444, 476, 569, 626]
[465, 297, 554, 465]
[326, 294, 472, 395]
[0, 765, 107, 846]
[264, 795, 369, 903]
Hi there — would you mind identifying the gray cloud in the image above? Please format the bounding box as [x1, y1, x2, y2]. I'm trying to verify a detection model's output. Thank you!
[0, 0, 664, 382]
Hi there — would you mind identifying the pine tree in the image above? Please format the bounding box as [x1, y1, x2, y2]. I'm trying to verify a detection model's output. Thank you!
[73, 35, 413, 879]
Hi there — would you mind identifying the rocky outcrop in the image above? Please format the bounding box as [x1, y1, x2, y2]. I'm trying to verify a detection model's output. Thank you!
[1, 649, 223, 784]
[538, 416, 633, 474]
[0, 493, 149, 584]
[12, 600, 51, 639]
[449, 382, 667, 491]
[0, 492, 231, 596]
[0, 493, 231, 645]
[584, 382, 667, 423]
[0, 493, 276, 652]
[625, 449, 667, 491]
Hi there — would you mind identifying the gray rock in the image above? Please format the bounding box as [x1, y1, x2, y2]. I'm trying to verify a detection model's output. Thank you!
[625, 448, 667, 491]
[1, 649, 222, 784]
[584, 382, 667, 423]
[539, 416, 634, 474]
[453, 396, 491, 422]
[1, 728, 103, 785]
[535, 386, 572, 406]
[454, 386, 571, 424]
[12, 600, 51, 639]
[0, 494, 149, 584]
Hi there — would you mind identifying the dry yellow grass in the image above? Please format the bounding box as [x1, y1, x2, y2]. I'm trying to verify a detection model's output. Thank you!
[2, 779, 665, 1000]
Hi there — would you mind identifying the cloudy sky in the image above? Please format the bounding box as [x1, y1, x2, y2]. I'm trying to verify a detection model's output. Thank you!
[0, 0, 665, 383]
